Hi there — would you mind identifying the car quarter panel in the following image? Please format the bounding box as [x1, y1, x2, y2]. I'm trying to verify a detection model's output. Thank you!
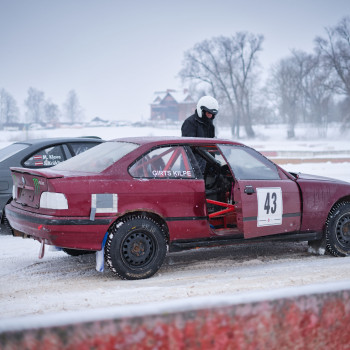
[117, 178, 211, 240]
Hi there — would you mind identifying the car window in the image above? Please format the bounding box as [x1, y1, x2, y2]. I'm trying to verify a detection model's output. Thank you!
[54, 141, 139, 173]
[219, 145, 280, 180]
[0, 143, 29, 162]
[23, 145, 66, 168]
[68, 142, 100, 156]
[129, 146, 195, 179]
[191, 145, 226, 173]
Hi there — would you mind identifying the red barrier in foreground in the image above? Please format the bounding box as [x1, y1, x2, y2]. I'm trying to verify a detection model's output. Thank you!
[1, 285, 350, 350]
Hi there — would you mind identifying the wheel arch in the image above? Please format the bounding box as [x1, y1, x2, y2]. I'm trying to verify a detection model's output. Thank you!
[326, 196, 350, 224]
[325, 199, 350, 256]
[308, 197, 350, 255]
[109, 210, 170, 244]
[310, 196, 350, 235]
[105, 211, 169, 280]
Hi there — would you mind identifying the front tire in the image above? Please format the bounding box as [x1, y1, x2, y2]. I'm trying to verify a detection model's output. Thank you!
[326, 202, 350, 256]
[105, 216, 167, 280]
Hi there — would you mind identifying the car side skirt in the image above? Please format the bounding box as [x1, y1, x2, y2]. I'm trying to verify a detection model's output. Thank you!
[169, 231, 322, 252]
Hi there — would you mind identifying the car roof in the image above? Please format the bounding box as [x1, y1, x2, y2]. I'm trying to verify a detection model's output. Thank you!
[113, 136, 244, 147]
[14, 137, 104, 146]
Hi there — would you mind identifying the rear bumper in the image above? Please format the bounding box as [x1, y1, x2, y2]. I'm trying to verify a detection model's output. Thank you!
[5, 204, 114, 250]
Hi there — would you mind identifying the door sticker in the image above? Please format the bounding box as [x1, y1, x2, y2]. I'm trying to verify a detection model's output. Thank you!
[257, 187, 282, 227]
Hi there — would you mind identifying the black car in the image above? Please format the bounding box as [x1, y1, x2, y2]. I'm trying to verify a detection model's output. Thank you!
[0, 137, 103, 232]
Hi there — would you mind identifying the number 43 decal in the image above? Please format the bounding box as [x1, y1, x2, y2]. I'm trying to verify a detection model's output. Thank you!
[256, 187, 283, 227]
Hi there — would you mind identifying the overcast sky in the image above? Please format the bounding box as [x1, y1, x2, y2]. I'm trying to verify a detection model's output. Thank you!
[1, 0, 350, 123]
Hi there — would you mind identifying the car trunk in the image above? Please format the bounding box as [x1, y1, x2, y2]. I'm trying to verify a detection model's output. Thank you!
[11, 167, 63, 209]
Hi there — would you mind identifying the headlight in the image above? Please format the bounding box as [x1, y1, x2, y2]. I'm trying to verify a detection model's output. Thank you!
[40, 192, 68, 209]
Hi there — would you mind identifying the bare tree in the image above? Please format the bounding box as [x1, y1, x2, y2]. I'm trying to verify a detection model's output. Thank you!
[0, 89, 19, 128]
[45, 101, 60, 125]
[63, 90, 83, 124]
[267, 49, 336, 138]
[315, 16, 350, 127]
[293, 50, 334, 136]
[179, 33, 264, 138]
[268, 56, 303, 138]
[25, 87, 45, 124]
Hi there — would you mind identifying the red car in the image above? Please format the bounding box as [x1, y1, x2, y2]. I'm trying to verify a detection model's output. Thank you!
[5, 137, 350, 279]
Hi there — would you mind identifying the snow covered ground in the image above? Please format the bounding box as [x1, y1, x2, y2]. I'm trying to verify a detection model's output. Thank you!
[1, 123, 350, 324]
[1, 235, 350, 323]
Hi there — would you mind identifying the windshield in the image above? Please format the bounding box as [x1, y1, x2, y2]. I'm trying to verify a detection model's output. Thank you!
[0, 143, 29, 163]
[54, 141, 139, 173]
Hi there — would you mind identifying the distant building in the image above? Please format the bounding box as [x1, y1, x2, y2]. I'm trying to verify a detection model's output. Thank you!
[150, 89, 196, 122]
[88, 116, 111, 127]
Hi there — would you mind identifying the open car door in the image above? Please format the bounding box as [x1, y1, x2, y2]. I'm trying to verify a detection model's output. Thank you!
[218, 145, 301, 239]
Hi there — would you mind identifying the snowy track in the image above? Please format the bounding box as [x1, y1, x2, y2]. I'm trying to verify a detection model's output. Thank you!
[1, 235, 350, 320]
[1, 127, 350, 320]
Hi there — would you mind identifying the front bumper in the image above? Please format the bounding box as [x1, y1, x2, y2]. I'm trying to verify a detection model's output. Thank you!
[5, 203, 114, 250]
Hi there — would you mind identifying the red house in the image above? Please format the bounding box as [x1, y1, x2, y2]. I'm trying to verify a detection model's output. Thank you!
[150, 89, 196, 122]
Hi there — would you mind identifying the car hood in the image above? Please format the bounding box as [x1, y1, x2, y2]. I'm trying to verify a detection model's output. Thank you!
[291, 172, 349, 185]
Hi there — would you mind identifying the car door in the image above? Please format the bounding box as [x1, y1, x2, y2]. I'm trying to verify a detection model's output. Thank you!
[219, 144, 301, 239]
[128, 145, 210, 240]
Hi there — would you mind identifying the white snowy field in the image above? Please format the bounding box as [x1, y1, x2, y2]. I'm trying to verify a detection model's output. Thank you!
[1, 123, 350, 326]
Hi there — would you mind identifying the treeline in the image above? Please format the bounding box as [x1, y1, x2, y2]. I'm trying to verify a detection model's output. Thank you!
[0, 88, 83, 128]
[179, 16, 350, 138]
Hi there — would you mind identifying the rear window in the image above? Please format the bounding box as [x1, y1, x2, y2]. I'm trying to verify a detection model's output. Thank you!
[53, 141, 139, 173]
[0, 143, 29, 163]
[68, 142, 100, 155]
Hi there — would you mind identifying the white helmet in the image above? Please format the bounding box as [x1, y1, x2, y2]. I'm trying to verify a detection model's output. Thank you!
[196, 96, 219, 118]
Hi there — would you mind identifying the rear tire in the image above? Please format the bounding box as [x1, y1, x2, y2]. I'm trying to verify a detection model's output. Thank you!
[105, 216, 167, 280]
[1, 213, 14, 236]
[326, 202, 350, 257]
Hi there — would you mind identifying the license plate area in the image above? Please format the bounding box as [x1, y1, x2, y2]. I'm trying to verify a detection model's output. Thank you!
[13, 173, 48, 208]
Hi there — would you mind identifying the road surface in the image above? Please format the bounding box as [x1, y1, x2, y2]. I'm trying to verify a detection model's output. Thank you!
[1, 234, 350, 320]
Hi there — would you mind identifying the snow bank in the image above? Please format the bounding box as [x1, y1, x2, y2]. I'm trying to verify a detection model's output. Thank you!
[1, 281, 350, 349]
[1, 280, 349, 332]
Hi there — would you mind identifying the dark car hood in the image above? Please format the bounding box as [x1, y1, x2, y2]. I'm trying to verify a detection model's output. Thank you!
[291, 172, 349, 185]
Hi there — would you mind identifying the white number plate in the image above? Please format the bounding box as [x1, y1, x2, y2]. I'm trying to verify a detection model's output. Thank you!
[257, 187, 282, 227]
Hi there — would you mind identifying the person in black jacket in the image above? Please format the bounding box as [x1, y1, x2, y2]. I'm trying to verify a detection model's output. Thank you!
[181, 96, 219, 173]
[181, 95, 219, 138]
